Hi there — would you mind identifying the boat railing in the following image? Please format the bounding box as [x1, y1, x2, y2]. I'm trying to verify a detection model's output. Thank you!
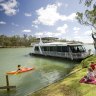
[34, 51, 41, 54]
[42, 51, 71, 58]
[34, 50, 88, 60]
[71, 52, 88, 59]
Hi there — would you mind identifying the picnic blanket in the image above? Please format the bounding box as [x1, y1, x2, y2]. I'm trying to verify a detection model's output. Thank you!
[79, 76, 96, 85]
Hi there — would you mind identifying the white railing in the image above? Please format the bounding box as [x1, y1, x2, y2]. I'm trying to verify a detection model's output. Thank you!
[71, 52, 88, 59]
[41, 51, 71, 59]
[34, 51, 88, 60]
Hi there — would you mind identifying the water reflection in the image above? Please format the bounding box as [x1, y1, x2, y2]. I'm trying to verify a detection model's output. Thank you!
[0, 48, 78, 96]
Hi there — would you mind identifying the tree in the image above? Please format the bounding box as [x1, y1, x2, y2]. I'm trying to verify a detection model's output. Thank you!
[76, 0, 96, 28]
[76, 0, 96, 53]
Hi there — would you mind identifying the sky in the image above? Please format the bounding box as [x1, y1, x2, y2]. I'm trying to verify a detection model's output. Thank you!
[0, 0, 94, 43]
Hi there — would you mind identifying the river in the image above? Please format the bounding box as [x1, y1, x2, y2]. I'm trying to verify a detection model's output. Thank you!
[0, 44, 94, 96]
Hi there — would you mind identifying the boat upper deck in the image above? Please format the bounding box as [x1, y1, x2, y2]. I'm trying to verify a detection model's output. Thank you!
[34, 42, 83, 46]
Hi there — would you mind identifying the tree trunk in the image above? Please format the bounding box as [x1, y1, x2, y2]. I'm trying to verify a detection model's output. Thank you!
[92, 33, 96, 54]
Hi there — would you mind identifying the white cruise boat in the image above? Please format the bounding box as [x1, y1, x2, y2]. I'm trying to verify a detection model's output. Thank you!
[30, 39, 90, 60]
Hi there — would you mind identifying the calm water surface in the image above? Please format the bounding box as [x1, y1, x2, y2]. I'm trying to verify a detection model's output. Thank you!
[0, 45, 94, 96]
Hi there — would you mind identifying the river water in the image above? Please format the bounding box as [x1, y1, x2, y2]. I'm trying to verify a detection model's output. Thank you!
[0, 44, 94, 96]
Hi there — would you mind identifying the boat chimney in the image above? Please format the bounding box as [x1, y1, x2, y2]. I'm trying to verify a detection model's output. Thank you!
[39, 38, 43, 44]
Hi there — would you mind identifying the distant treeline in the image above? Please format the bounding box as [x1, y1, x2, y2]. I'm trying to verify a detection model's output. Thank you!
[0, 34, 83, 48]
[0, 34, 37, 47]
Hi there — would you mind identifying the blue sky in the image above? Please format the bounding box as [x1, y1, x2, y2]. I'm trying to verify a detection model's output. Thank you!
[0, 0, 93, 43]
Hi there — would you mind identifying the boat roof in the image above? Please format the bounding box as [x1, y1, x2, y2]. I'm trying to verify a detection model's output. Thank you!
[34, 42, 83, 46]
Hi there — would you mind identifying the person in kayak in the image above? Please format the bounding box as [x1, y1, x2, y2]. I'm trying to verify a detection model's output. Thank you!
[17, 65, 21, 71]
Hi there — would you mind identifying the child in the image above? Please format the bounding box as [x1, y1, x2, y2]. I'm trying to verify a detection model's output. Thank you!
[84, 67, 95, 82]
[93, 65, 96, 78]
[90, 62, 96, 70]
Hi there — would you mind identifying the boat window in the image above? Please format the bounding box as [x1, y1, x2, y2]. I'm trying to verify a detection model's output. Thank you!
[56, 46, 62, 52]
[41, 46, 48, 51]
[49, 46, 54, 51]
[42, 46, 59, 52]
[41, 46, 44, 51]
[78, 45, 86, 52]
[70, 45, 85, 53]
[62, 46, 69, 52]
[35, 46, 39, 51]
[44, 47, 47, 51]
[55, 46, 69, 52]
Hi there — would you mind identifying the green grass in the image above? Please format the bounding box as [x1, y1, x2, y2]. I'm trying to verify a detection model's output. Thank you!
[28, 55, 96, 96]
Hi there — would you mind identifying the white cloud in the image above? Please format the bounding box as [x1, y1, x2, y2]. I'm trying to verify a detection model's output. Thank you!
[35, 4, 60, 26]
[33, 20, 40, 25]
[33, 3, 76, 26]
[74, 31, 79, 34]
[0, 21, 6, 24]
[35, 32, 44, 37]
[11, 22, 19, 27]
[35, 29, 93, 43]
[73, 27, 80, 35]
[65, 4, 68, 7]
[56, 2, 62, 7]
[0, 0, 3, 2]
[45, 32, 53, 37]
[73, 27, 80, 31]
[84, 30, 92, 35]
[74, 36, 81, 39]
[57, 24, 68, 34]
[74, 36, 93, 43]
[32, 24, 38, 28]
[67, 13, 76, 21]
[22, 29, 31, 33]
[24, 13, 32, 17]
[35, 24, 68, 38]
[0, 0, 19, 16]
[35, 31, 55, 37]
[53, 32, 62, 37]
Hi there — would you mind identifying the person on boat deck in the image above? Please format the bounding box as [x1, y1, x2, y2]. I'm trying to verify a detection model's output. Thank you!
[77, 47, 80, 52]
[17, 65, 21, 71]
[84, 67, 95, 82]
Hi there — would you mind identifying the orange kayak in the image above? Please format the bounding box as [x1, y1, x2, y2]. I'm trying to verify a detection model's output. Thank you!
[7, 68, 34, 74]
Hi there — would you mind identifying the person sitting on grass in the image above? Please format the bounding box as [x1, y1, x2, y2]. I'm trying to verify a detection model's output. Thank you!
[84, 67, 95, 82]
[93, 65, 96, 78]
[90, 62, 96, 70]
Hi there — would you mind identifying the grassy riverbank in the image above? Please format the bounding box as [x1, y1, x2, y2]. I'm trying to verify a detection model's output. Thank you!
[28, 55, 96, 96]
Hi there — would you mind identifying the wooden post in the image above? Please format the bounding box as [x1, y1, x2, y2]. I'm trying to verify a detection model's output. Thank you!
[0, 75, 16, 91]
[6, 75, 10, 91]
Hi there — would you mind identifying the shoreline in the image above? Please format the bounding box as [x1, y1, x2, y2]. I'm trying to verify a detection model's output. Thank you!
[28, 55, 96, 96]
[0, 46, 31, 48]
[27, 67, 82, 96]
